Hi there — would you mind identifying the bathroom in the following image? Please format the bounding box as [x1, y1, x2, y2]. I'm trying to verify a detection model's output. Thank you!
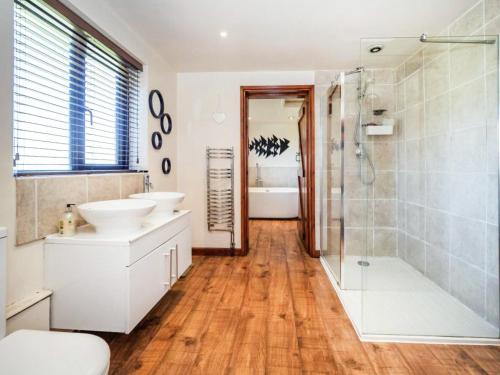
[0, 0, 499, 373]
[248, 98, 301, 220]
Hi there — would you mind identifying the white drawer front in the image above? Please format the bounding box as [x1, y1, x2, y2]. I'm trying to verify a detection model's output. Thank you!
[127, 240, 174, 332]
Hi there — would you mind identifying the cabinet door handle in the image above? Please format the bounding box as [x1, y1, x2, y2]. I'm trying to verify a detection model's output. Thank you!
[169, 247, 176, 285]
[163, 252, 170, 288]
[175, 244, 179, 282]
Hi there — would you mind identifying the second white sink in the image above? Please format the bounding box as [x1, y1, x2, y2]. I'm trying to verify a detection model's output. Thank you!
[129, 192, 185, 219]
[77, 199, 156, 234]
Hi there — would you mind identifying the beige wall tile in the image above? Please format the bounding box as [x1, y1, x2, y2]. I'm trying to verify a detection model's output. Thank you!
[373, 142, 396, 170]
[405, 103, 424, 140]
[486, 274, 499, 327]
[406, 203, 424, 239]
[121, 174, 143, 198]
[450, 216, 486, 269]
[485, 0, 500, 23]
[374, 200, 396, 227]
[404, 70, 423, 107]
[15, 179, 36, 245]
[405, 139, 424, 172]
[395, 64, 405, 83]
[425, 172, 450, 210]
[485, 72, 498, 129]
[88, 175, 120, 202]
[450, 1, 484, 35]
[450, 44, 484, 88]
[425, 245, 450, 290]
[487, 224, 499, 276]
[406, 236, 425, 273]
[423, 43, 448, 65]
[424, 54, 449, 99]
[425, 208, 451, 251]
[450, 173, 487, 220]
[374, 172, 396, 199]
[425, 93, 449, 136]
[397, 231, 406, 260]
[398, 201, 406, 231]
[345, 228, 373, 256]
[405, 51, 423, 78]
[344, 199, 372, 227]
[344, 171, 371, 199]
[406, 172, 425, 206]
[450, 126, 487, 173]
[487, 174, 498, 224]
[373, 229, 397, 256]
[425, 134, 451, 172]
[396, 82, 405, 111]
[450, 258, 486, 316]
[397, 171, 406, 201]
[373, 69, 394, 84]
[37, 176, 86, 238]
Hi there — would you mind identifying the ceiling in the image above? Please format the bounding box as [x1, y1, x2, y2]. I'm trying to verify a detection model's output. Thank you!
[104, 0, 477, 72]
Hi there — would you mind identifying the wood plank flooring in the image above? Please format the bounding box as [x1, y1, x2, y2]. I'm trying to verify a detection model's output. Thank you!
[97, 220, 500, 374]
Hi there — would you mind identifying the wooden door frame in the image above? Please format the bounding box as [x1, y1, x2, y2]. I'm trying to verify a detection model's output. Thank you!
[240, 85, 318, 257]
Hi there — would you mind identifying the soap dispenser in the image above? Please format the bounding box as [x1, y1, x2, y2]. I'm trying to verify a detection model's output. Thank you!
[59, 204, 76, 236]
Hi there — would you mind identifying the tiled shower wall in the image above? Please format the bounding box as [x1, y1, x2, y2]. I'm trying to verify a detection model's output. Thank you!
[344, 69, 398, 257]
[16, 173, 144, 245]
[395, 0, 499, 327]
[316, 68, 398, 259]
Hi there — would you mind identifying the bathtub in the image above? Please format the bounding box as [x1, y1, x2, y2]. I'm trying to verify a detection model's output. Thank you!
[249, 187, 299, 219]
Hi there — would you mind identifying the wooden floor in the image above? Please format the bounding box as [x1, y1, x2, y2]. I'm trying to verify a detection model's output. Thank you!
[98, 220, 500, 374]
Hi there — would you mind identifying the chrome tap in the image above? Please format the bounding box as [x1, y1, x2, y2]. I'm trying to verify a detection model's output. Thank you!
[255, 163, 263, 187]
[143, 174, 153, 192]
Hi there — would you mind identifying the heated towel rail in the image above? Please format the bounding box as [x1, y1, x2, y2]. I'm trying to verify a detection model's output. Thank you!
[206, 147, 235, 251]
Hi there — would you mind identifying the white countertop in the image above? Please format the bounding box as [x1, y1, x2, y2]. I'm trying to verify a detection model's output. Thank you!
[0, 227, 6, 239]
[45, 210, 190, 246]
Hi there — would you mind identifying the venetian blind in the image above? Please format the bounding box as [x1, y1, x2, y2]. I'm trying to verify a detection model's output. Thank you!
[13, 0, 141, 175]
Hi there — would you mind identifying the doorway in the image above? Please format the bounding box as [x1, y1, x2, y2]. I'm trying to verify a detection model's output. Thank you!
[240, 85, 316, 257]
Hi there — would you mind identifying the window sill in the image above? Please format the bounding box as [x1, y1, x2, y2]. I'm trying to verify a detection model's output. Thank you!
[14, 170, 147, 178]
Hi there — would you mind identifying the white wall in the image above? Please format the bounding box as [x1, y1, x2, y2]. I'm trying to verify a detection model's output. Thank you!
[0, 0, 177, 308]
[176, 71, 314, 249]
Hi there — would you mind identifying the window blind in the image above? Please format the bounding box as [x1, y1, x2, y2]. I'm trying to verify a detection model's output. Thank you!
[13, 0, 141, 175]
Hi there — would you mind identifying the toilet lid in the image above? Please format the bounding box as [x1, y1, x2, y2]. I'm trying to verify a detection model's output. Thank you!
[0, 330, 110, 375]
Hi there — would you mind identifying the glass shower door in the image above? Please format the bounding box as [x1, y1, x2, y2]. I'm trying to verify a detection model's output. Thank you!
[359, 35, 500, 339]
[320, 77, 343, 284]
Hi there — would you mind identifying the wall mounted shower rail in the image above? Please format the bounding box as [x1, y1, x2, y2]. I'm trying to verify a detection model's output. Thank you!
[206, 146, 235, 252]
[420, 33, 496, 44]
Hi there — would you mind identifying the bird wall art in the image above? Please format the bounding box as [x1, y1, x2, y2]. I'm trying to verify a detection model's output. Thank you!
[249, 135, 290, 158]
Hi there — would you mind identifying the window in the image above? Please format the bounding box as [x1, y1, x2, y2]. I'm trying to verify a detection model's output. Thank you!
[13, 0, 141, 175]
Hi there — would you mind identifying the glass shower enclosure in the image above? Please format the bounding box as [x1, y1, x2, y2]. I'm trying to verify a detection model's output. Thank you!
[320, 34, 500, 341]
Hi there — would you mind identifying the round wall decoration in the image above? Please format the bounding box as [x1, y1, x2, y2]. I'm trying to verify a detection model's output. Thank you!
[151, 131, 162, 150]
[148, 89, 164, 118]
[162, 157, 171, 174]
[160, 113, 172, 135]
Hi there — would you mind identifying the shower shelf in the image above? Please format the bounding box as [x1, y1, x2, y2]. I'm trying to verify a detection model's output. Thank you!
[365, 124, 394, 136]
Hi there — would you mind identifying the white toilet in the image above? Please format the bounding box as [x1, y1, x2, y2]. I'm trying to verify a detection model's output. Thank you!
[0, 228, 110, 375]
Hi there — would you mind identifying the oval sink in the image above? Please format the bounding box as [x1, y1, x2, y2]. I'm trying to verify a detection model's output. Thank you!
[129, 192, 185, 219]
[77, 199, 156, 234]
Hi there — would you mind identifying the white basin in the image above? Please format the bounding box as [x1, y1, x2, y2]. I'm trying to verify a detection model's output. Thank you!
[129, 192, 185, 219]
[77, 199, 156, 234]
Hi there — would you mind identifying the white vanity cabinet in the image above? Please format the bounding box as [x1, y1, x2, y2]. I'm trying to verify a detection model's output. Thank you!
[44, 211, 192, 333]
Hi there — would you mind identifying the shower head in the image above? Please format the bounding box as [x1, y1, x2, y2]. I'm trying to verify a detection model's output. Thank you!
[345, 66, 365, 76]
